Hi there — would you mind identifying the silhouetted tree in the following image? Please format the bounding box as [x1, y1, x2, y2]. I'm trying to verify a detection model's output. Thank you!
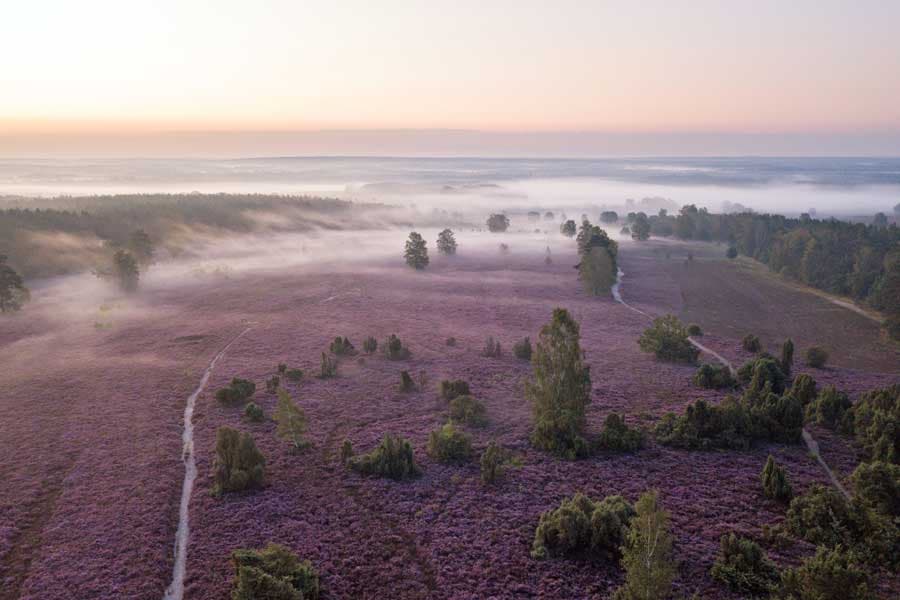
[404, 231, 429, 269]
[113, 249, 139, 292]
[486, 213, 510, 232]
[560, 219, 577, 237]
[631, 212, 651, 241]
[0, 255, 29, 313]
[436, 228, 457, 255]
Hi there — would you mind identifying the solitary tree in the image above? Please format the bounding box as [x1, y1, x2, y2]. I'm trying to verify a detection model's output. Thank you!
[404, 232, 429, 269]
[128, 229, 155, 265]
[526, 308, 592, 458]
[580, 247, 616, 296]
[631, 212, 651, 241]
[436, 228, 457, 255]
[486, 213, 510, 232]
[614, 490, 676, 600]
[0, 255, 29, 313]
[113, 249, 140, 292]
[560, 219, 577, 237]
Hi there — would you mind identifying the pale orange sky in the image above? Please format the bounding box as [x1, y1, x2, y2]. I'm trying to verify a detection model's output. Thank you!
[3, 0, 900, 156]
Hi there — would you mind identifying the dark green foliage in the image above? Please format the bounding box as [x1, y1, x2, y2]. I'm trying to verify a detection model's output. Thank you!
[265, 376, 280, 394]
[849, 461, 899, 517]
[349, 433, 420, 480]
[243, 402, 264, 422]
[482, 336, 502, 357]
[212, 427, 266, 495]
[760, 455, 793, 502]
[436, 228, 457, 255]
[655, 398, 752, 450]
[448, 395, 487, 427]
[399, 370, 415, 392]
[560, 219, 577, 237]
[216, 378, 257, 404]
[737, 355, 786, 394]
[513, 337, 532, 360]
[317, 353, 337, 379]
[0, 255, 30, 313]
[614, 490, 675, 600]
[596, 413, 644, 452]
[726, 246, 738, 259]
[111, 249, 140, 292]
[788, 373, 818, 405]
[383, 334, 411, 360]
[630, 212, 651, 241]
[329, 336, 356, 356]
[806, 386, 851, 429]
[579, 246, 617, 295]
[531, 493, 635, 559]
[742, 334, 762, 353]
[780, 338, 795, 377]
[339, 439, 354, 465]
[445, 336, 456, 347]
[805, 346, 829, 368]
[710, 533, 779, 595]
[638, 314, 700, 364]
[686, 323, 702, 336]
[692, 363, 735, 389]
[284, 368, 303, 382]
[600, 211, 618, 223]
[427, 422, 473, 463]
[480, 441, 513, 484]
[404, 231, 429, 269]
[486, 213, 510, 232]
[362, 336, 377, 354]
[439, 379, 471, 401]
[527, 308, 592, 458]
[231, 542, 319, 600]
[843, 384, 899, 463]
[775, 546, 870, 600]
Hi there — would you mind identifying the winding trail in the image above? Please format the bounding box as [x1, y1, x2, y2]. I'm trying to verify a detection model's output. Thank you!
[162, 327, 251, 600]
[612, 267, 849, 499]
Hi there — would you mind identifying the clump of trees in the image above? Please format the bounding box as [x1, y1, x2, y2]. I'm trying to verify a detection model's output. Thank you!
[595, 413, 645, 453]
[439, 379, 470, 401]
[805, 346, 829, 368]
[527, 308, 592, 458]
[513, 337, 532, 360]
[231, 542, 320, 600]
[849, 461, 899, 517]
[0, 255, 29, 313]
[742, 334, 762, 353]
[383, 334, 411, 360]
[560, 219, 577, 237]
[600, 211, 618, 223]
[737, 355, 787, 393]
[481, 336, 502, 357]
[436, 228, 457, 255]
[788, 373, 818, 405]
[710, 533, 779, 595]
[638, 315, 700, 364]
[330, 336, 356, 356]
[630, 212, 651, 241]
[486, 213, 510, 232]
[776, 546, 870, 600]
[841, 384, 897, 462]
[216, 378, 257, 404]
[404, 232, 429, 269]
[448, 395, 487, 427]
[318, 353, 338, 378]
[427, 422, 473, 463]
[362, 336, 377, 354]
[347, 433, 420, 480]
[212, 427, 266, 495]
[805, 385, 851, 429]
[531, 493, 635, 560]
[761, 455, 793, 502]
[693, 363, 736, 389]
[273, 389, 309, 451]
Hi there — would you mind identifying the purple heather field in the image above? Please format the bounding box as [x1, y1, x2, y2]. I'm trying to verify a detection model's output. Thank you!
[1, 235, 897, 599]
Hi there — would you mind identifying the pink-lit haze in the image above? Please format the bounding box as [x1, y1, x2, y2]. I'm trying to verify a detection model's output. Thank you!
[2, 0, 900, 157]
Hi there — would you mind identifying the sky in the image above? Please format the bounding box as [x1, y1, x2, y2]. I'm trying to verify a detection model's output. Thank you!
[2, 0, 900, 157]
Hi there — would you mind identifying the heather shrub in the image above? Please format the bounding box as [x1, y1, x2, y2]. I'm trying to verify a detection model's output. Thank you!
[742, 334, 762, 353]
[692, 363, 735, 389]
[339, 439, 354, 465]
[788, 373, 818, 405]
[216, 378, 257, 404]
[284, 368, 303, 382]
[638, 314, 699, 364]
[806, 385, 851, 428]
[531, 493, 635, 560]
[595, 413, 644, 453]
[780, 338, 795, 377]
[527, 308, 592, 458]
[448, 395, 487, 427]
[843, 384, 898, 463]
[687, 323, 702, 336]
[805, 346, 829, 368]
[404, 231, 429, 269]
[212, 427, 266, 495]
[427, 421, 473, 464]
[265, 376, 280, 394]
[273, 389, 309, 451]
[231, 542, 319, 600]
[329, 336, 356, 356]
[480, 441, 512, 484]
[318, 353, 337, 378]
[849, 461, 899, 517]
[760, 455, 793, 502]
[513, 337, 532, 360]
[243, 402, 264, 423]
[775, 546, 869, 600]
[445, 336, 456, 347]
[737, 355, 786, 393]
[349, 434, 420, 480]
[362, 336, 377, 354]
[439, 379, 471, 401]
[482, 336, 502, 358]
[710, 533, 779, 595]
[384, 334, 411, 360]
[614, 490, 675, 600]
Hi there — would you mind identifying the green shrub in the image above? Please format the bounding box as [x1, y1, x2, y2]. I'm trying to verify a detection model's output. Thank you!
[693, 363, 735, 389]
[243, 402, 264, 423]
[480, 441, 512, 484]
[215, 378, 257, 404]
[265, 376, 280, 394]
[527, 308, 592, 458]
[349, 434, 420, 480]
[318, 353, 337, 379]
[399, 370, 415, 392]
[687, 323, 703, 336]
[638, 314, 699, 364]
[427, 422, 473, 464]
[775, 546, 869, 600]
[655, 398, 752, 450]
[273, 388, 309, 451]
[737, 356, 786, 393]
[231, 542, 319, 600]
[596, 413, 644, 452]
[384, 334, 411, 360]
[439, 379, 471, 401]
[742, 334, 762, 353]
[842, 384, 898, 463]
[531, 493, 635, 559]
[339, 439, 353, 465]
[760, 455, 793, 502]
[362, 336, 377, 354]
[212, 427, 266, 495]
[806, 386, 851, 429]
[329, 336, 356, 356]
[849, 461, 899, 517]
[482, 336, 502, 358]
[613, 490, 675, 600]
[710, 533, 779, 595]
[560, 219, 577, 237]
[449, 395, 487, 427]
[788, 373, 818, 405]
[780, 338, 795, 377]
[513, 337, 532, 360]
[284, 368, 303, 382]
[805, 346, 829, 368]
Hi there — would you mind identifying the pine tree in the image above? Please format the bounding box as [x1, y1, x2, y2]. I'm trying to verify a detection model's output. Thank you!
[404, 231, 429, 269]
[760, 455, 793, 502]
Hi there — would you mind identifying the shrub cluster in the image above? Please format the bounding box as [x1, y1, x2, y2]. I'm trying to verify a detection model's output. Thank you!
[595, 413, 644, 453]
[841, 384, 898, 463]
[849, 461, 900, 517]
[348, 434, 420, 480]
[480, 441, 514, 485]
[760, 455, 793, 502]
[737, 355, 787, 393]
[482, 336, 502, 358]
[384, 334, 411, 360]
[362, 336, 377, 354]
[805, 385, 851, 429]
[513, 337, 532, 360]
[318, 353, 338, 378]
[775, 546, 870, 600]
[742, 334, 762, 353]
[243, 402, 264, 423]
[216, 378, 257, 404]
[273, 389, 309, 451]
[692, 363, 735, 389]
[638, 315, 699, 364]
[212, 427, 266, 495]
[439, 379, 470, 401]
[805, 346, 829, 368]
[231, 542, 320, 600]
[531, 493, 635, 560]
[329, 336, 356, 356]
[284, 368, 303, 382]
[427, 422, 473, 464]
[710, 533, 779, 595]
[788, 373, 818, 405]
[399, 370, 416, 392]
[265, 376, 280, 394]
[448, 395, 487, 427]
